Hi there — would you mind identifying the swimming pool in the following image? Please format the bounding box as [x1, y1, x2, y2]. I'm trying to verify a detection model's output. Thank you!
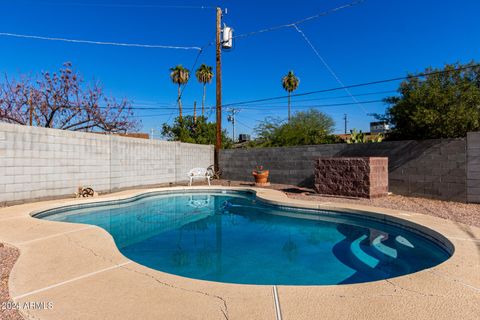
[35, 190, 452, 285]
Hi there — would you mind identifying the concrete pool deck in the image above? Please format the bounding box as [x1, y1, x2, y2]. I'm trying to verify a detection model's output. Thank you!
[0, 186, 479, 320]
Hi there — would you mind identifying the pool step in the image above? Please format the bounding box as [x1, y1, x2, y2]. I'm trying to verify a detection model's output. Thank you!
[372, 235, 398, 259]
[350, 235, 379, 268]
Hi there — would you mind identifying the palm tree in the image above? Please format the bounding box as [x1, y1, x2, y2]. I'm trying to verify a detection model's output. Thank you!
[281, 71, 300, 122]
[195, 64, 214, 117]
[170, 65, 190, 120]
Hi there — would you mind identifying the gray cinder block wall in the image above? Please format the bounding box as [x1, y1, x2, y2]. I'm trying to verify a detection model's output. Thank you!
[220, 138, 468, 202]
[467, 132, 480, 203]
[0, 123, 214, 205]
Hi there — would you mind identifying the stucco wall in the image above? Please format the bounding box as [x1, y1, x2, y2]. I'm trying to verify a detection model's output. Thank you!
[0, 123, 214, 205]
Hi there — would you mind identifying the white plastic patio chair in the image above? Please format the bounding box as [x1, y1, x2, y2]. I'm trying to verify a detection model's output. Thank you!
[187, 167, 212, 186]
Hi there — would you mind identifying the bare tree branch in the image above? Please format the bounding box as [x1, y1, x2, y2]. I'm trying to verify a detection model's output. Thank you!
[0, 62, 139, 132]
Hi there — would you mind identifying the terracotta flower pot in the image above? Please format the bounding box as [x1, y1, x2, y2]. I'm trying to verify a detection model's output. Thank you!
[252, 170, 269, 185]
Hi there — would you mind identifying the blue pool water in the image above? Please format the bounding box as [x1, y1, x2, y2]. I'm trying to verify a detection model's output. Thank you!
[37, 191, 451, 285]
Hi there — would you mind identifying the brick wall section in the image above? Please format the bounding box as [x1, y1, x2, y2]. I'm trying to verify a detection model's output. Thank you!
[0, 123, 214, 205]
[467, 132, 480, 203]
[314, 157, 388, 198]
[220, 138, 467, 202]
[370, 158, 389, 197]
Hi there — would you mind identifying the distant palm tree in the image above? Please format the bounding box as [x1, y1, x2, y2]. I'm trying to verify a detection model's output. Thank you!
[282, 71, 300, 122]
[195, 64, 214, 117]
[170, 65, 190, 120]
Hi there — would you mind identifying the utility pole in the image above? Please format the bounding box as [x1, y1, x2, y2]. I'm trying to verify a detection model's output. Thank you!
[214, 6, 222, 173]
[343, 113, 348, 134]
[227, 107, 238, 143]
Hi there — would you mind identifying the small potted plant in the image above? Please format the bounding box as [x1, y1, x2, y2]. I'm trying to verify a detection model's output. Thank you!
[252, 165, 270, 186]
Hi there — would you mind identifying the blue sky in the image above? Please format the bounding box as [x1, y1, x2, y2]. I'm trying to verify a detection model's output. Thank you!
[0, 0, 479, 138]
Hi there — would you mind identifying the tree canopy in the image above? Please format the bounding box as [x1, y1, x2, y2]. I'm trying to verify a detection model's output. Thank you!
[383, 61, 480, 140]
[195, 64, 213, 85]
[251, 109, 340, 147]
[161, 115, 232, 148]
[195, 64, 214, 116]
[282, 70, 300, 93]
[0, 62, 138, 132]
[170, 65, 190, 120]
[170, 65, 190, 85]
[281, 70, 300, 122]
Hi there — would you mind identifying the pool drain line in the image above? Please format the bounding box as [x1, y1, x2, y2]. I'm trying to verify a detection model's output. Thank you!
[273, 285, 283, 320]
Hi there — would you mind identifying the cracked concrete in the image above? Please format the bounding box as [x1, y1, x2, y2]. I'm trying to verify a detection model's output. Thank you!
[0, 186, 479, 319]
[119, 263, 230, 320]
[383, 278, 445, 298]
[63, 228, 231, 319]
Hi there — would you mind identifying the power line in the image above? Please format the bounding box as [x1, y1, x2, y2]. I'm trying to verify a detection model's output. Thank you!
[240, 99, 383, 110]
[132, 102, 177, 107]
[235, 118, 254, 130]
[165, 109, 177, 122]
[128, 101, 382, 121]
[223, 0, 367, 113]
[0, 32, 202, 50]
[242, 90, 397, 106]
[9, 2, 215, 9]
[236, 113, 261, 123]
[121, 99, 384, 112]
[129, 105, 179, 110]
[177, 40, 215, 102]
[131, 113, 174, 118]
[292, 24, 368, 114]
[220, 63, 480, 107]
[0, 6, 213, 110]
[233, 0, 364, 40]
[21, 61, 476, 114]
